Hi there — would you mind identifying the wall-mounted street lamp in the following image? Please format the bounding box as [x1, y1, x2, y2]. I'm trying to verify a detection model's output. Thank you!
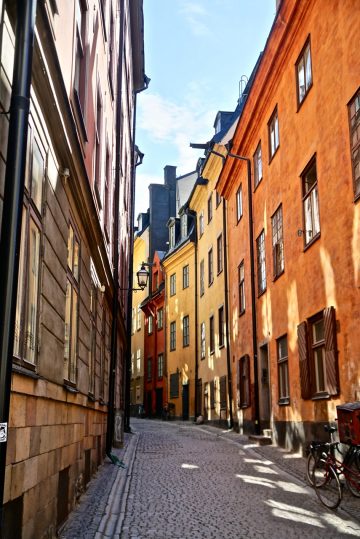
[136, 264, 150, 290]
[120, 263, 150, 292]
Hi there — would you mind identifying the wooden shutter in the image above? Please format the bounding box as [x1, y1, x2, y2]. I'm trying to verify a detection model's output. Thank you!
[236, 360, 241, 409]
[245, 355, 251, 407]
[297, 321, 312, 399]
[240, 354, 251, 408]
[324, 306, 339, 396]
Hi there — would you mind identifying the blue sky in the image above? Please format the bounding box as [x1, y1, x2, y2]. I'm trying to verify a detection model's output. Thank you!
[135, 1, 277, 218]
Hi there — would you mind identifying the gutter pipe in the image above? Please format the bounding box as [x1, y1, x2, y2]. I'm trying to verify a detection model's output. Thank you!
[123, 76, 149, 433]
[106, 0, 125, 457]
[222, 198, 233, 428]
[0, 0, 37, 531]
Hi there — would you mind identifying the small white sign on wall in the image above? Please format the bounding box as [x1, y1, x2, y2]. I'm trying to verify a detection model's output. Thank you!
[0, 423, 7, 443]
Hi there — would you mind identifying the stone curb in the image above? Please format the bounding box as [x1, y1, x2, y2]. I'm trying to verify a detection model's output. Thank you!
[96, 432, 140, 538]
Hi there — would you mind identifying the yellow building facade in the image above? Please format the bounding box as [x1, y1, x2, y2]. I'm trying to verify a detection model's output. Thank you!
[189, 146, 233, 426]
[162, 239, 196, 420]
[130, 227, 149, 415]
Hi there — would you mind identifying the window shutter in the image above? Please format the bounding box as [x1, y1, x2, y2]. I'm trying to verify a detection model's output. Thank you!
[324, 306, 339, 396]
[244, 354, 251, 407]
[236, 360, 241, 409]
[297, 321, 311, 399]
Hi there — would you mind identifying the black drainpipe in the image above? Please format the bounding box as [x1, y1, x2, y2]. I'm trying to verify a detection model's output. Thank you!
[188, 210, 198, 419]
[222, 198, 233, 429]
[0, 0, 37, 531]
[124, 69, 149, 433]
[106, 0, 125, 457]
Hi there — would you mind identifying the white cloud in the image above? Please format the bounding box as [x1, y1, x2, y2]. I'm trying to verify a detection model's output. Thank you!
[138, 90, 215, 174]
[178, 1, 210, 36]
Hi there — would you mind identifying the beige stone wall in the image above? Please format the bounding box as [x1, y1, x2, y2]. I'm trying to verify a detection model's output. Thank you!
[5, 375, 108, 538]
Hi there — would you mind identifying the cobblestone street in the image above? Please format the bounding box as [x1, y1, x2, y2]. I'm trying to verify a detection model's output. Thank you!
[61, 419, 360, 539]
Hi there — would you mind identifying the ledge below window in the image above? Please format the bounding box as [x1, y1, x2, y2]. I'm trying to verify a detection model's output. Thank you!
[278, 397, 290, 406]
[63, 382, 79, 394]
[312, 392, 330, 401]
[12, 362, 40, 380]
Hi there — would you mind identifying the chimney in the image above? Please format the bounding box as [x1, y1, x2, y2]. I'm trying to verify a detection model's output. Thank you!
[164, 165, 177, 190]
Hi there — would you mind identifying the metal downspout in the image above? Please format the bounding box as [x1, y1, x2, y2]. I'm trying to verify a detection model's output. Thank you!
[106, 0, 125, 457]
[222, 198, 233, 428]
[193, 213, 199, 419]
[123, 93, 138, 433]
[0, 0, 37, 532]
[124, 68, 148, 432]
[243, 157, 260, 435]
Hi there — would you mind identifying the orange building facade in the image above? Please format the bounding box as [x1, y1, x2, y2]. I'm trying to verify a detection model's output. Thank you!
[218, 0, 360, 451]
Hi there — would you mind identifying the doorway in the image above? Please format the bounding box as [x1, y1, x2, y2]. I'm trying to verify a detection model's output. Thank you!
[182, 383, 189, 420]
[146, 391, 152, 417]
[155, 388, 163, 417]
[259, 344, 271, 429]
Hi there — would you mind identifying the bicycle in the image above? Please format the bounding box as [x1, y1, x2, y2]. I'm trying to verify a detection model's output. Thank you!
[311, 440, 360, 509]
[306, 424, 338, 486]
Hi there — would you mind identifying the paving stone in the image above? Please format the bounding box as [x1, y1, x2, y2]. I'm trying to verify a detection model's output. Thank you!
[60, 419, 360, 538]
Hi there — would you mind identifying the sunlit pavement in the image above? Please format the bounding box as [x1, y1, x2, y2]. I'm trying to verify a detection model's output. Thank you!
[60, 419, 360, 539]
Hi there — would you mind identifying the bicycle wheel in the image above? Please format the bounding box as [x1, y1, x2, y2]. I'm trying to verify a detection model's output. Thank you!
[313, 460, 342, 509]
[345, 459, 360, 497]
[306, 452, 316, 486]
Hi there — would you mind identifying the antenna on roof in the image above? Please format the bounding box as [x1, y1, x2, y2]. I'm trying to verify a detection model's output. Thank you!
[238, 75, 249, 104]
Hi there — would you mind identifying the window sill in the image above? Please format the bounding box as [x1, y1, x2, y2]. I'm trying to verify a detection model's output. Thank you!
[303, 232, 321, 252]
[257, 288, 267, 299]
[217, 269, 223, 276]
[253, 178, 263, 193]
[12, 362, 40, 379]
[354, 191, 360, 204]
[239, 309, 246, 318]
[311, 392, 330, 401]
[99, 398, 107, 406]
[296, 83, 313, 113]
[219, 344, 225, 350]
[63, 382, 78, 393]
[88, 393, 96, 403]
[268, 145, 280, 165]
[273, 269, 284, 282]
[183, 344, 189, 348]
[278, 397, 290, 406]
[236, 215, 243, 226]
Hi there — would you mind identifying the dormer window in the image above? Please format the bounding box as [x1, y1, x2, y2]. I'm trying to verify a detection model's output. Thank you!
[181, 214, 187, 239]
[169, 223, 175, 248]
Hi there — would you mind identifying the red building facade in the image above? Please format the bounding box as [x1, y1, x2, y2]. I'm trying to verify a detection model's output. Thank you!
[141, 251, 167, 417]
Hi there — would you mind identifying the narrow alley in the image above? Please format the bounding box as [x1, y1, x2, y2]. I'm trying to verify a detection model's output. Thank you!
[60, 419, 360, 539]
